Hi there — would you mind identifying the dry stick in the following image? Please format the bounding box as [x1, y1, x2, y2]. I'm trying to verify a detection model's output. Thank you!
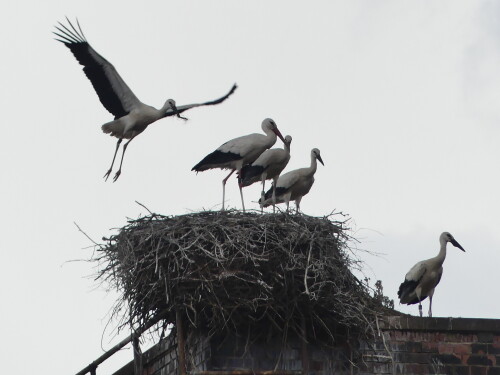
[133, 335, 143, 375]
[135, 200, 154, 215]
[74, 222, 99, 246]
[74, 310, 168, 375]
[375, 316, 395, 374]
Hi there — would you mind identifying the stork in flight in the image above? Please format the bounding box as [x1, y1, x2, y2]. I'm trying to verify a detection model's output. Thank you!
[239, 135, 292, 212]
[259, 148, 324, 213]
[398, 232, 465, 317]
[192, 118, 286, 211]
[54, 19, 237, 182]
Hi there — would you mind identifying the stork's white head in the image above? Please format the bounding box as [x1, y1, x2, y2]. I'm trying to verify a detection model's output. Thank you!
[164, 98, 188, 121]
[165, 98, 176, 108]
[312, 148, 324, 166]
[440, 232, 465, 252]
[284, 135, 292, 149]
[262, 118, 286, 143]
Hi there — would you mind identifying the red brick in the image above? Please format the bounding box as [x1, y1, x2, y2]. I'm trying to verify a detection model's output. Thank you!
[472, 344, 489, 355]
[432, 354, 462, 365]
[401, 363, 429, 374]
[439, 344, 455, 354]
[488, 354, 497, 366]
[447, 366, 471, 375]
[422, 342, 439, 353]
[488, 367, 500, 375]
[490, 344, 500, 354]
[453, 345, 472, 355]
[470, 366, 488, 375]
[467, 355, 493, 366]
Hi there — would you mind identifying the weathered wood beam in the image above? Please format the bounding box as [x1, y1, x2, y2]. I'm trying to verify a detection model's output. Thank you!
[74, 311, 168, 375]
[176, 310, 187, 375]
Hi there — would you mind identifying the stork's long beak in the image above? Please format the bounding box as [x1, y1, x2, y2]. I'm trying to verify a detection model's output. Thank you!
[451, 238, 465, 252]
[172, 103, 188, 121]
[273, 128, 286, 144]
[317, 155, 324, 166]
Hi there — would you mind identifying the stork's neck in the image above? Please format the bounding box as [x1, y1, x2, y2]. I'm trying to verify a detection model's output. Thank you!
[306, 153, 318, 176]
[160, 103, 173, 117]
[284, 143, 291, 154]
[263, 128, 278, 148]
[434, 240, 448, 265]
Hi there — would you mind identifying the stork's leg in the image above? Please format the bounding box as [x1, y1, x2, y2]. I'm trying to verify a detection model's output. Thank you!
[295, 197, 302, 214]
[418, 303, 423, 317]
[222, 170, 235, 211]
[104, 138, 123, 181]
[428, 294, 434, 317]
[113, 136, 136, 182]
[260, 177, 266, 213]
[272, 177, 278, 213]
[238, 179, 246, 212]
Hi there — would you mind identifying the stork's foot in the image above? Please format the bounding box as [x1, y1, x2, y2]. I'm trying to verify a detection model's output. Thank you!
[103, 169, 112, 181]
[113, 170, 122, 182]
[418, 304, 423, 317]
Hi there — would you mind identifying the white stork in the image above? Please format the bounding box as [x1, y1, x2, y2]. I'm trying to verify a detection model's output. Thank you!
[239, 135, 292, 212]
[192, 118, 286, 211]
[54, 19, 237, 182]
[398, 232, 465, 317]
[259, 148, 324, 213]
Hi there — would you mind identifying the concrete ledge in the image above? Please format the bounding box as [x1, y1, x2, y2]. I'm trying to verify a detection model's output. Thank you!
[380, 316, 500, 333]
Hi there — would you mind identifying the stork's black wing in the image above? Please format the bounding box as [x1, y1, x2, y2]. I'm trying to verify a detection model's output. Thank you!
[54, 18, 140, 119]
[164, 84, 238, 117]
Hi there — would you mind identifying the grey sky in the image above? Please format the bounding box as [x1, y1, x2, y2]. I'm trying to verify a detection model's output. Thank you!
[1, 1, 499, 374]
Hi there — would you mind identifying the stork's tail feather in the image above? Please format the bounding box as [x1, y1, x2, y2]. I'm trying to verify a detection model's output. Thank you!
[239, 165, 265, 187]
[259, 185, 288, 207]
[398, 279, 422, 305]
[101, 121, 125, 137]
[192, 150, 241, 172]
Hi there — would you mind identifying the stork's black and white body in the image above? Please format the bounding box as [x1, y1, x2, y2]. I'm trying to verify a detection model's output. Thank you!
[192, 118, 286, 211]
[239, 135, 292, 211]
[398, 232, 465, 317]
[259, 148, 324, 213]
[54, 19, 237, 181]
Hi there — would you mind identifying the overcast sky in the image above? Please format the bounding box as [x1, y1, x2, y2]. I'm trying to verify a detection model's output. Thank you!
[1, 1, 500, 374]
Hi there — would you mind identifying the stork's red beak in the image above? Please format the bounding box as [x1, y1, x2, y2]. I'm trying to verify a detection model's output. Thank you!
[451, 238, 465, 252]
[273, 128, 286, 144]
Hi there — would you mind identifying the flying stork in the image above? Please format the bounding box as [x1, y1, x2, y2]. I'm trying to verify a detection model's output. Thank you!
[192, 118, 286, 211]
[398, 232, 465, 317]
[54, 19, 237, 182]
[259, 148, 324, 213]
[239, 135, 292, 212]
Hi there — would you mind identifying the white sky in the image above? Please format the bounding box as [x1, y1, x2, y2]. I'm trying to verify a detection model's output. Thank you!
[1, 1, 500, 374]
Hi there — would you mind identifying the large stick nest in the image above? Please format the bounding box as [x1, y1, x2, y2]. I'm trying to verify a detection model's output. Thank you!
[96, 211, 388, 343]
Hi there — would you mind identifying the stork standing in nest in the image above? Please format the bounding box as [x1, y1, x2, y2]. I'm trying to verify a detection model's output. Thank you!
[54, 18, 237, 182]
[239, 135, 292, 212]
[192, 118, 286, 211]
[259, 148, 324, 213]
[398, 232, 465, 317]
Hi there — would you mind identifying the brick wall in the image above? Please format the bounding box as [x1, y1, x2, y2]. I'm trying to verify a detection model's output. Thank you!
[361, 316, 500, 375]
[113, 316, 500, 375]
